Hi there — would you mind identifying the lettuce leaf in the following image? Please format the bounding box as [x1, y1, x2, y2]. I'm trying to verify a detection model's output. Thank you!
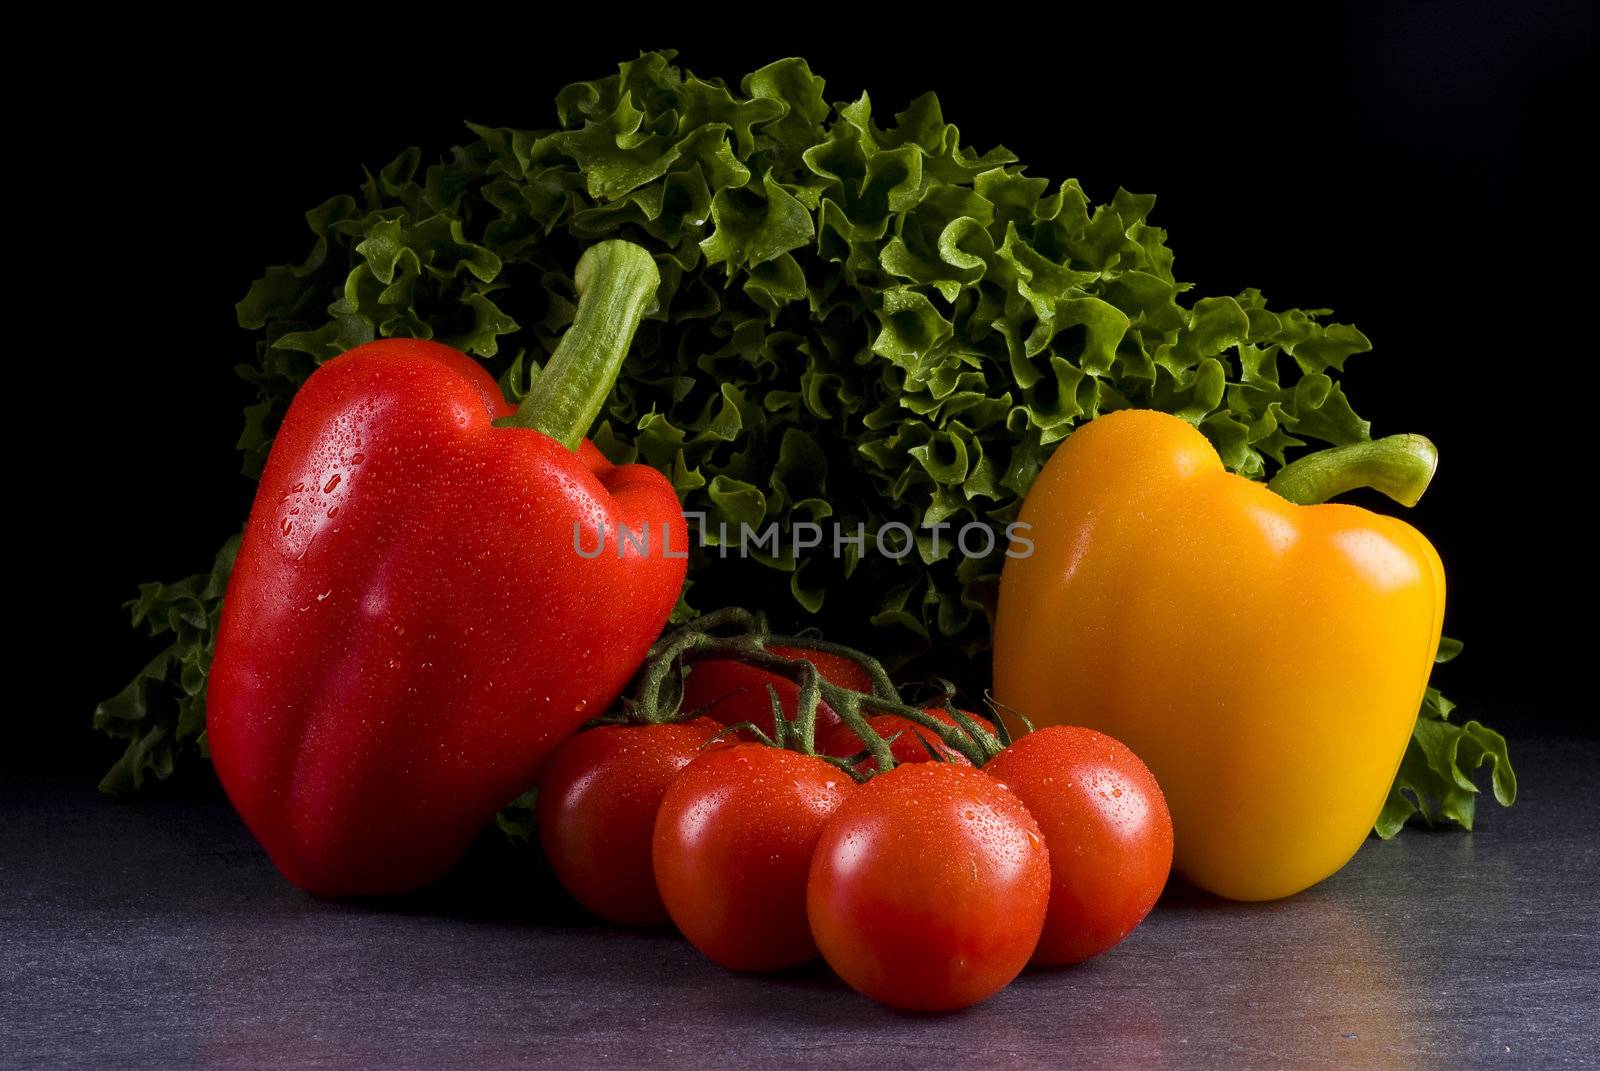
[1375, 638, 1517, 838]
[94, 535, 238, 793]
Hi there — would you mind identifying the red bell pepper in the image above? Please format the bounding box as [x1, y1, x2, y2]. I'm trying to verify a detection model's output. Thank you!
[208, 241, 685, 896]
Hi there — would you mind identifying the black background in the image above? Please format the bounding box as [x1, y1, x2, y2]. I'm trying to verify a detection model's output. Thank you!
[34, 4, 1593, 773]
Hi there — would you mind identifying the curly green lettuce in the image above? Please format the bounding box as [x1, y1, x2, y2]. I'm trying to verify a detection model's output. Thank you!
[1374, 639, 1516, 838]
[99, 50, 1512, 833]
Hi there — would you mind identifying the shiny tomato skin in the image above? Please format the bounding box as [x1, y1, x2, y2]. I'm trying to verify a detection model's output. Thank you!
[536, 719, 718, 926]
[680, 645, 873, 754]
[653, 743, 853, 971]
[983, 726, 1173, 965]
[807, 763, 1051, 1011]
[820, 707, 996, 771]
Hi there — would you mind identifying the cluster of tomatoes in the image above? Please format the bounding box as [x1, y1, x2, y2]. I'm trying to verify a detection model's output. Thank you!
[536, 640, 1174, 1012]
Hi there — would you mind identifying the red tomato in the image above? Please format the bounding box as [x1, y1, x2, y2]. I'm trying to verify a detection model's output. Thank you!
[680, 645, 873, 755]
[536, 719, 718, 926]
[806, 763, 1051, 1010]
[819, 706, 996, 771]
[652, 744, 853, 971]
[983, 726, 1173, 965]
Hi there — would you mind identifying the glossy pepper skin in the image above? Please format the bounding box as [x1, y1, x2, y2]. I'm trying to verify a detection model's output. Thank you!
[993, 409, 1444, 901]
[208, 241, 685, 897]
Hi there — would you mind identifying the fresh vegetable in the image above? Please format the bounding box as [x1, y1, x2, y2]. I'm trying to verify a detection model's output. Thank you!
[680, 644, 873, 754]
[106, 52, 1510, 842]
[984, 726, 1173, 965]
[653, 743, 852, 971]
[581, 611, 1167, 1007]
[993, 409, 1510, 900]
[538, 719, 720, 926]
[207, 242, 687, 896]
[807, 762, 1051, 1011]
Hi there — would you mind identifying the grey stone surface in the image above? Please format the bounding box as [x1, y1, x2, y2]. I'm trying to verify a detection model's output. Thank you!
[3, 736, 1596, 1070]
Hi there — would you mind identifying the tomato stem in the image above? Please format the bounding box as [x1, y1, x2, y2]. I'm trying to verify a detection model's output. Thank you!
[624, 609, 1006, 773]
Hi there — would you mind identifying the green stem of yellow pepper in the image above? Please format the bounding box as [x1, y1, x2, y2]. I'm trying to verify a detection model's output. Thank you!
[1268, 434, 1438, 507]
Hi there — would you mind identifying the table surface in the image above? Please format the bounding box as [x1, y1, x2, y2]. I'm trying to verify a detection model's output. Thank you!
[3, 734, 1596, 1071]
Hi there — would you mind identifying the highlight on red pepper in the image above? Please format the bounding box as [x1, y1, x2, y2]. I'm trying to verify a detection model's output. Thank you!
[206, 240, 687, 897]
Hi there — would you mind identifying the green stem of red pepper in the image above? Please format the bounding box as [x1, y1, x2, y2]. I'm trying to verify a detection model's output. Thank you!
[1268, 433, 1439, 507]
[499, 240, 662, 448]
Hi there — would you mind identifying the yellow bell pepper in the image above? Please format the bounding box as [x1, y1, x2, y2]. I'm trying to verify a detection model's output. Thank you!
[993, 409, 1444, 901]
